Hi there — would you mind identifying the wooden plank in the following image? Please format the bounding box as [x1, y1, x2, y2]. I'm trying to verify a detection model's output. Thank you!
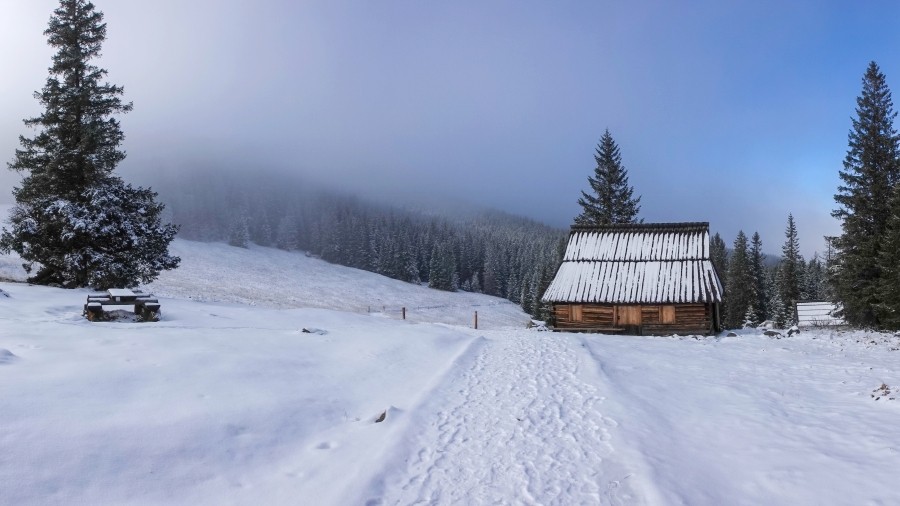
[661, 305, 676, 324]
[571, 304, 584, 322]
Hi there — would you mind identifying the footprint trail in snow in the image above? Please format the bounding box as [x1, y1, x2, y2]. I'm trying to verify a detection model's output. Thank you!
[367, 332, 639, 505]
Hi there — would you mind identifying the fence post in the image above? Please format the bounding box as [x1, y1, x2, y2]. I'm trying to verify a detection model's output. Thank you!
[474, 311, 478, 329]
[402, 307, 406, 320]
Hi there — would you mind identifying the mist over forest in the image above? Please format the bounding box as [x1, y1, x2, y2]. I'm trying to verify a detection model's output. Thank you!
[148, 167, 567, 319]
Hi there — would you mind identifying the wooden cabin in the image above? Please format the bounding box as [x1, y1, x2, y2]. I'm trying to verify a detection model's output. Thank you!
[542, 222, 724, 335]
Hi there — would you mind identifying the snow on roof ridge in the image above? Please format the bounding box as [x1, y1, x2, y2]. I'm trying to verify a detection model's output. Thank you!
[569, 222, 709, 233]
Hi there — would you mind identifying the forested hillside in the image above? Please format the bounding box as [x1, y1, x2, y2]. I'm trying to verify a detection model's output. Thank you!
[153, 169, 566, 318]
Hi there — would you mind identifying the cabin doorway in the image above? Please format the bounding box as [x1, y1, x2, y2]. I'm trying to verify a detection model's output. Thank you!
[615, 305, 642, 334]
[616, 305, 641, 325]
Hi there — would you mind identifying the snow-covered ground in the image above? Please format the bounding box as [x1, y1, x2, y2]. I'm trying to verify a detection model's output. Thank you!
[2, 239, 900, 505]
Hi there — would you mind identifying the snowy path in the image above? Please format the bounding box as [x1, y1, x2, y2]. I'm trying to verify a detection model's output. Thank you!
[362, 332, 641, 505]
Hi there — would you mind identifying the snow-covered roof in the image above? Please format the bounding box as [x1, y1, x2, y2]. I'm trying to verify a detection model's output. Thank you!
[542, 223, 723, 304]
[796, 302, 845, 327]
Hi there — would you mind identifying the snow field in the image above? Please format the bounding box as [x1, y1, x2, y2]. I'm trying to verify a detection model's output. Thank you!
[147, 239, 531, 330]
[0, 282, 481, 505]
[2, 236, 900, 505]
[582, 331, 900, 505]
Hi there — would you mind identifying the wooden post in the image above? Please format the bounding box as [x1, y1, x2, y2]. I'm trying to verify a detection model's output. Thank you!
[474, 311, 478, 329]
[402, 307, 406, 320]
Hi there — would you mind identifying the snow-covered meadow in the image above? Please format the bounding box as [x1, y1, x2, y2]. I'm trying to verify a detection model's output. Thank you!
[2, 239, 899, 505]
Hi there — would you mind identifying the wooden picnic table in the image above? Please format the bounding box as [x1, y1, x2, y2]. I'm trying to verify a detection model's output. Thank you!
[84, 289, 160, 321]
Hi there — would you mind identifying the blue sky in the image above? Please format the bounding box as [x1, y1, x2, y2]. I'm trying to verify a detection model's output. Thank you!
[2, 1, 900, 257]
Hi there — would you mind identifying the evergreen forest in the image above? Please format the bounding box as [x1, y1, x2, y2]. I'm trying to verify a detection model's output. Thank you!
[152, 169, 567, 320]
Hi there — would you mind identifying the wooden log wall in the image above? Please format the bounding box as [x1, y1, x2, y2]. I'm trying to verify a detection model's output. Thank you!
[553, 304, 614, 329]
[552, 303, 714, 335]
[642, 304, 712, 335]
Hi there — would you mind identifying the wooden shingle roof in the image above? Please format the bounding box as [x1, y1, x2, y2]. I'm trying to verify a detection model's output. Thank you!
[542, 222, 723, 304]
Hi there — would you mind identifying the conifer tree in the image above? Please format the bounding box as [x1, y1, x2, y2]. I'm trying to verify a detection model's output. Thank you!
[0, 0, 179, 287]
[574, 129, 641, 225]
[724, 231, 752, 329]
[710, 232, 729, 319]
[769, 273, 789, 328]
[832, 61, 900, 326]
[875, 185, 900, 328]
[748, 232, 767, 324]
[428, 244, 456, 291]
[275, 214, 300, 251]
[805, 253, 825, 301]
[228, 214, 251, 248]
[778, 214, 803, 321]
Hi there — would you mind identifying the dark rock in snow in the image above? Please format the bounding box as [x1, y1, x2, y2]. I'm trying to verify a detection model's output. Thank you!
[0, 349, 18, 364]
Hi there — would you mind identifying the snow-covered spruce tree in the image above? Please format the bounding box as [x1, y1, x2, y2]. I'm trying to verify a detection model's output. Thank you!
[3, 180, 178, 288]
[743, 305, 759, 329]
[724, 231, 752, 329]
[427, 243, 455, 291]
[832, 61, 900, 327]
[0, 0, 178, 288]
[574, 129, 641, 225]
[227, 214, 251, 248]
[804, 253, 825, 302]
[768, 280, 789, 328]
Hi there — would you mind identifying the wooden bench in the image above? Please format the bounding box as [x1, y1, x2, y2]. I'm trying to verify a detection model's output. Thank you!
[84, 289, 161, 322]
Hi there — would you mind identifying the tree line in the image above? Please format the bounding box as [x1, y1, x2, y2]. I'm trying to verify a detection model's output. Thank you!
[710, 215, 831, 329]
[154, 169, 567, 319]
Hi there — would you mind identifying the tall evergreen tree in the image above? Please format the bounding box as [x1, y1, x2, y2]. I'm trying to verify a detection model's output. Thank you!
[710, 232, 729, 319]
[574, 129, 641, 225]
[0, 0, 179, 287]
[710, 232, 728, 289]
[748, 232, 767, 324]
[724, 231, 753, 329]
[778, 214, 803, 322]
[875, 185, 900, 328]
[832, 61, 900, 326]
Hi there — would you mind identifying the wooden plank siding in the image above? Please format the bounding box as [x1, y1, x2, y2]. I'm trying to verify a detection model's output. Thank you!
[552, 303, 714, 335]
